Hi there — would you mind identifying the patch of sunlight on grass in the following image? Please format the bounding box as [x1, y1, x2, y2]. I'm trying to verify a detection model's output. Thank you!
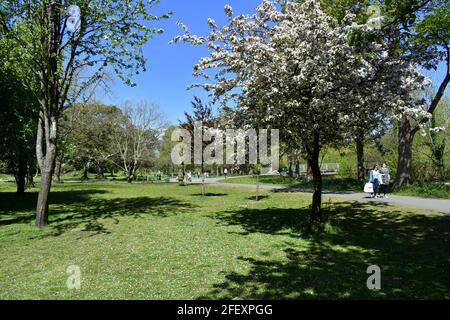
[304, 288, 315, 296]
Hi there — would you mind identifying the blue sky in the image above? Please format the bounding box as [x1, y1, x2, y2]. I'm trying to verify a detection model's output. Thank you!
[101, 0, 262, 124]
[101, 0, 449, 125]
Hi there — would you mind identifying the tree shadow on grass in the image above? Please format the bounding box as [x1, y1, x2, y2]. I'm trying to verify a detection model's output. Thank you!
[204, 202, 450, 299]
[0, 190, 196, 237]
[0, 190, 107, 226]
[46, 196, 195, 237]
[190, 193, 228, 197]
[247, 195, 270, 201]
[215, 207, 306, 236]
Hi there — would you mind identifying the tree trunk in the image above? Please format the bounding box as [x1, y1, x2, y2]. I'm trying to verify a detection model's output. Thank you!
[15, 159, 26, 195]
[96, 161, 105, 180]
[36, 168, 53, 227]
[256, 174, 260, 201]
[25, 170, 35, 189]
[308, 133, 322, 229]
[288, 153, 293, 178]
[356, 129, 366, 182]
[201, 175, 205, 197]
[395, 117, 414, 188]
[127, 163, 135, 183]
[81, 160, 90, 180]
[35, 108, 58, 228]
[53, 157, 62, 183]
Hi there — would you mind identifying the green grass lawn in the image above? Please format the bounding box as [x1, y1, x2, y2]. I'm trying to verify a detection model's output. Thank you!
[221, 175, 362, 192]
[0, 181, 449, 299]
[221, 175, 450, 199]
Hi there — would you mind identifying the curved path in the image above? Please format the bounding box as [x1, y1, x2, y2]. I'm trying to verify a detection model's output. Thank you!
[183, 177, 450, 214]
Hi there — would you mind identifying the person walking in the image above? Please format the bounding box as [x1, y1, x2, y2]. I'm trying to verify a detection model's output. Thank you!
[379, 162, 390, 198]
[224, 168, 228, 179]
[369, 165, 382, 198]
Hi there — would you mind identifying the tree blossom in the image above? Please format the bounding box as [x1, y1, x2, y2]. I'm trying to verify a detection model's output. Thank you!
[173, 0, 430, 227]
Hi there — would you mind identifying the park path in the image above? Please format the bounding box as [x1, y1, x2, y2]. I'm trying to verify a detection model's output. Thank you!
[188, 177, 450, 214]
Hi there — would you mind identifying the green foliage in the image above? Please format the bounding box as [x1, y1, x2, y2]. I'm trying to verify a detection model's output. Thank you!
[0, 0, 171, 105]
[319, 0, 371, 22]
[413, 1, 450, 65]
[334, 147, 357, 179]
[412, 98, 450, 181]
[253, 163, 262, 176]
[395, 181, 450, 199]
[0, 62, 38, 176]
[157, 126, 179, 173]
[61, 103, 122, 165]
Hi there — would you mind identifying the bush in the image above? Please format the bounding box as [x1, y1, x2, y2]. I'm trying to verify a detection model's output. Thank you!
[395, 181, 450, 199]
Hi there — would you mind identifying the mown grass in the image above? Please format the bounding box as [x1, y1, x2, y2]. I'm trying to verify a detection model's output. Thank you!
[0, 181, 449, 299]
[221, 175, 450, 199]
[222, 175, 365, 192]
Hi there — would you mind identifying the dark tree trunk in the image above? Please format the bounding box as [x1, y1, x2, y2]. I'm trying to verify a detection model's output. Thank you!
[35, 107, 58, 228]
[127, 163, 135, 183]
[96, 161, 105, 180]
[25, 172, 35, 189]
[395, 117, 414, 188]
[288, 153, 293, 178]
[53, 157, 62, 183]
[81, 160, 90, 180]
[295, 160, 300, 177]
[355, 129, 366, 182]
[256, 174, 260, 201]
[308, 132, 322, 229]
[15, 159, 26, 195]
[36, 168, 53, 227]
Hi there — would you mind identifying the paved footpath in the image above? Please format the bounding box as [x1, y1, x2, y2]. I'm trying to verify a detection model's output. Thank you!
[188, 178, 450, 214]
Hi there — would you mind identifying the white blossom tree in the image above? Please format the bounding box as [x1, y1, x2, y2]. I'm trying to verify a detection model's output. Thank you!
[173, 0, 429, 229]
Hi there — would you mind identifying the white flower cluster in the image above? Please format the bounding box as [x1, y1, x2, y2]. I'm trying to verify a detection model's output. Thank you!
[174, 0, 432, 146]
